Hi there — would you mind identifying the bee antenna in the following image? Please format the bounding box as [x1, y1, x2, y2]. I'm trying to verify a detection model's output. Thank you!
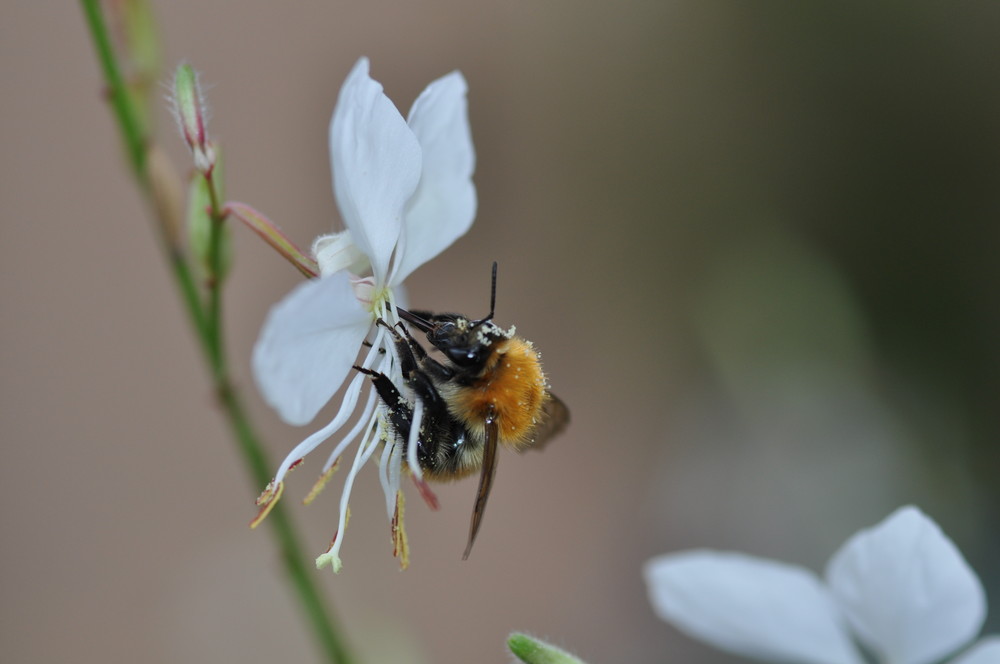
[486, 261, 497, 320]
[472, 262, 498, 328]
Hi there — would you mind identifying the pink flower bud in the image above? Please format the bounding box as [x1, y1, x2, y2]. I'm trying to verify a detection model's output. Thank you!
[171, 63, 215, 173]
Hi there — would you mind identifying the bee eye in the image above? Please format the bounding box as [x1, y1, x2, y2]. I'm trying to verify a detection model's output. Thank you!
[435, 321, 455, 334]
[430, 321, 457, 344]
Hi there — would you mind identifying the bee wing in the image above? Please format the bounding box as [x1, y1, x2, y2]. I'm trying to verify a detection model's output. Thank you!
[523, 392, 570, 452]
[462, 404, 500, 560]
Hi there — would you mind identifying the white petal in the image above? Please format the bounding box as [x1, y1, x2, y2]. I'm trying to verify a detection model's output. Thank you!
[644, 550, 860, 664]
[253, 273, 371, 426]
[330, 57, 422, 284]
[951, 637, 1000, 664]
[825, 506, 987, 664]
[391, 70, 476, 284]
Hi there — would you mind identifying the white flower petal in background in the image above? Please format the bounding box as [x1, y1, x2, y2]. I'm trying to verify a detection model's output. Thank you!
[951, 637, 1000, 664]
[393, 70, 476, 284]
[825, 506, 987, 664]
[329, 57, 422, 284]
[646, 507, 995, 664]
[253, 272, 371, 426]
[644, 551, 861, 664]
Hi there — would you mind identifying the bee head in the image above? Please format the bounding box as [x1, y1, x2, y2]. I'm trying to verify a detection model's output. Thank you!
[398, 262, 507, 370]
[429, 316, 508, 368]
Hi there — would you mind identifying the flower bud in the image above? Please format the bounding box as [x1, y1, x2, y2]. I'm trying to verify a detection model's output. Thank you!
[187, 165, 231, 281]
[507, 634, 588, 664]
[171, 63, 215, 173]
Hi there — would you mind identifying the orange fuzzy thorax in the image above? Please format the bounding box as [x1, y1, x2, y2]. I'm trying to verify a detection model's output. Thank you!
[452, 337, 548, 450]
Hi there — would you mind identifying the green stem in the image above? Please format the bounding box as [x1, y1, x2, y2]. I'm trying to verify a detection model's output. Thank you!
[80, 3, 352, 662]
[81, 0, 146, 173]
[203, 169, 226, 369]
[81, 0, 207, 341]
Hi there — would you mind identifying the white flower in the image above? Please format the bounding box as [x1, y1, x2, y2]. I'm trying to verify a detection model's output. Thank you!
[251, 57, 476, 572]
[644, 506, 999, 664]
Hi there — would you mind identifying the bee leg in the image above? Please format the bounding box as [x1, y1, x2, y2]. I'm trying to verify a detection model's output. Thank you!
[418, 355, 456, 382]
[354, 362, 449, 467]
[377, 319, 453, 383]
[353, 366, 414, 442]
[377, 320, 421, 376]
[356, 368, 449, 473]
[392, 321, 427, 359]
[367, 320, 455, 466]
[361, 340, 386, 352]
[382, 319, 457, 382]
[364, 328, 455, 456]
[391, 322, 457, 380]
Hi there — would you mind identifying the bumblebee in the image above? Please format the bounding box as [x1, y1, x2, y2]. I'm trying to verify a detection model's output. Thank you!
[355, 263, 569, 559]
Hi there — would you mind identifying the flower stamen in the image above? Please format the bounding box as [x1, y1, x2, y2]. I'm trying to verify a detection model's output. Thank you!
[303, 460, 339, 506]
[250, 479, 284, 529]
[391, 489, 410, 570]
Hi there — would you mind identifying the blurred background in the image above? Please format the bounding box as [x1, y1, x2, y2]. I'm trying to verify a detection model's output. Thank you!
[2, 2, 999, 662]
